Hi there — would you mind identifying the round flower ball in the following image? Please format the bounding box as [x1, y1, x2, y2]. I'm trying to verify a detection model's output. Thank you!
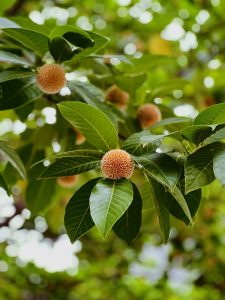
[137, 103, 161, 129]
[36, 63, 66, 94]
[101, 149, 134, 179]
[105, 85, 129, 109]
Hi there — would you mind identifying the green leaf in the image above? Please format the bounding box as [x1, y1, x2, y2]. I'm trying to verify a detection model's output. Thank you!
[203, 125, 225, 144]
[148, 177, 170, 243]
[115, 73, 147, 96]
[168, 186, 193, 224]
[64, 178, 99, 243]
[3, 28, 49, 57]
[0, 141, 26, 179]
[122, 131, 158, 155]
[213, 146, 225, 187]
[113, 183, 142, 245]
[134, 153, 181, 190]
[140, 131, 180, 146]
[26, 179, 56, 214]
[69, 32, 109, 63]
[90, 178, 133, 238]
[0, 69, 34, 83]
[0, 50, 31, 65]
[58, 101, 118, 151]
[0, 78, 42, 110]
[184, 143, 222, 193]
[194, 103, 225, 125]
[161, 187, 201, 225]
[181, 125, 213, 145]
[49, 36, 74, 62]
[40, 150, 103, 178]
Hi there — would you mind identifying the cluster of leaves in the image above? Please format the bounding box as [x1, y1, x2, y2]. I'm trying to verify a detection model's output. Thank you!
[1, 14, 225, 246]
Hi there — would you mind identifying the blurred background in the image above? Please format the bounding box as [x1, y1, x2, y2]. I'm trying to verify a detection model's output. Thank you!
[1, 0, 225, 299]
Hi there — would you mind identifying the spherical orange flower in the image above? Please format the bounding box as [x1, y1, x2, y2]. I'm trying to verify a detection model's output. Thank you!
[57, 175, 79, 188]
[137, 103, 161, 129]
[101, 149, 134, 179]
[105, 85, 129, 109]
[36, 63, 66, 94]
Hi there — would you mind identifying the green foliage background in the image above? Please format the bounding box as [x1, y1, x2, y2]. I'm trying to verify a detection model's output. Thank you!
[1, 0, 225, 299]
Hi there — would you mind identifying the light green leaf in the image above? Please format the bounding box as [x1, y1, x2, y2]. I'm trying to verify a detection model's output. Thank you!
[194, 103, 225, 125]
[64, 178, 99, 243]
[58, 101, 118, 151]
[0, 50, 31, 65]
[203, 125, 225, 144]
[90, 178, 133, 238]
[213, 146, 225, 187]
[115, 73, 147, 96]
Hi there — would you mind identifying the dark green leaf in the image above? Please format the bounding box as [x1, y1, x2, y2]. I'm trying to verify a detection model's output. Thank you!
[181, 125, 213, 145]
[49, 36, 73, 62]
[185, 143, 222, 193]
[0, 78, 42, 110]
[40, 150, 103, 178]
[64, 178, 99, 243]
[134, 153, 181, 190]
[148, 177, 170, 243]
[113, 183, 142, 245]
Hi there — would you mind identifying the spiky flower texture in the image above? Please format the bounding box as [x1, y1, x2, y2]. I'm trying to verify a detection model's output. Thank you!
[101, 149, 134, 179]
[137, 103, 161, 129]
[105, 85, 129, 109]
[36, 64, 66, 94]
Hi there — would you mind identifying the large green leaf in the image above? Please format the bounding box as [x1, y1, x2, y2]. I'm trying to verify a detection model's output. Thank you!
[213, 146, 225, 187]
[90, 178, 133, 238]
[0, 78, 42, 110]
[0, 69, 34, 83]
[181, 125, 213, 145]
[58, 101, 118, 151]
[0, 1, 17, 15]
[194, 103, 225, 125]
[3, 28, 49, 56]
[151, 117, 192, 132]
[184, 143, 221, 193]
[26, 179, 56, 214]
[40, 150, 103, 178]
[0, 50, 31, 65]
[64, 178, 99, 243]
[0, 141, 26, 179]
[113, 183, 142, 245]
[134, 153, 181, 190]
[148, 177, 170, 243]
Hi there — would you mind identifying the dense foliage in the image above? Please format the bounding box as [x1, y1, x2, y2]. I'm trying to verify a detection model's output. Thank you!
[1, 0, 225, 299]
